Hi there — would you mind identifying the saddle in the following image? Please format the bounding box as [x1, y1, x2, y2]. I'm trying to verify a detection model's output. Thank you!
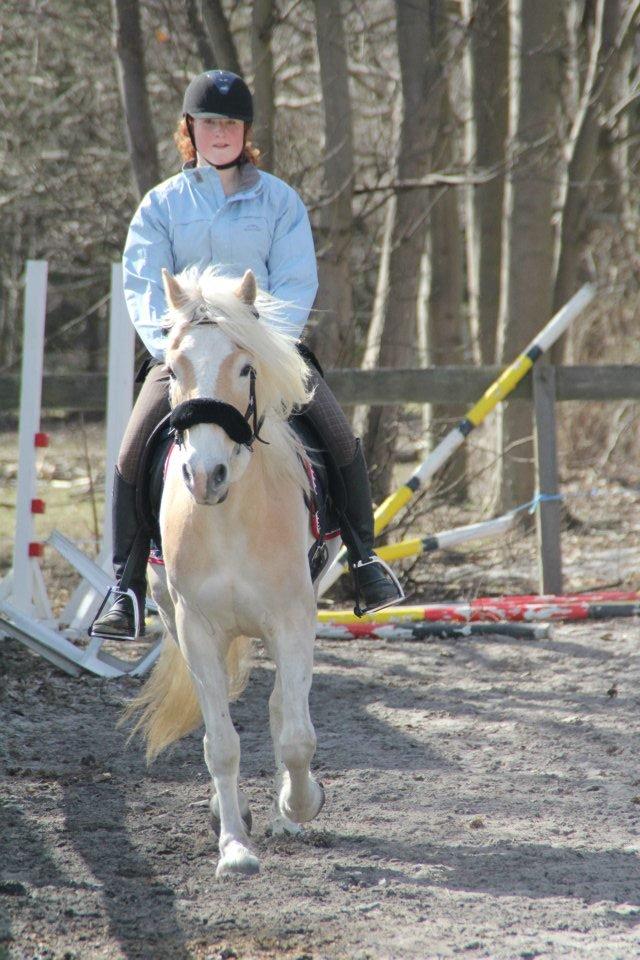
[136, 409, 342, 584]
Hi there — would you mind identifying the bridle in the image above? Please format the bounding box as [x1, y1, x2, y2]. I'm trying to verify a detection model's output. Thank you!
[168, 315, 268, 452]
[170, 366, 267, 451]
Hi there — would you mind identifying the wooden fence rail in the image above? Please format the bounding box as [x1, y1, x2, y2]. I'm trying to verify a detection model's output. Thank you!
[2, 363, 638, 597]
[2, 365, 640, 412]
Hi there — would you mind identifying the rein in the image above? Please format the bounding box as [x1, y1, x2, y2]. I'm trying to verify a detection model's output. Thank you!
[170, 368, 268, 451]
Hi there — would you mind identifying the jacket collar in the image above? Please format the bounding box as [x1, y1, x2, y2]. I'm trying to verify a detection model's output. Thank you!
[182, 160, 261, 200]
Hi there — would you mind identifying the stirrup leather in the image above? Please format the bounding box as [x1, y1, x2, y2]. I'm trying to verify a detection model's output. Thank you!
[352, 555, 405, 618]
[89, 586, 142, 641]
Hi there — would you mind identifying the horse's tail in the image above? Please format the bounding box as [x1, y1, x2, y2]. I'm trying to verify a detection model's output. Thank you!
[121, 634, 253, 763]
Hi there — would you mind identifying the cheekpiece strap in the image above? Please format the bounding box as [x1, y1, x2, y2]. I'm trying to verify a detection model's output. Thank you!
[243, 368, 269, 446]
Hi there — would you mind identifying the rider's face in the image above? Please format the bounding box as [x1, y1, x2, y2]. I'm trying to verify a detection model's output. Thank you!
[192, 117, 245, 166]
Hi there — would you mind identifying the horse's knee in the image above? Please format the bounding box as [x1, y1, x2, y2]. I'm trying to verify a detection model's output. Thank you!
[203, 729, 240, 778]
[280, 727, 316, 771]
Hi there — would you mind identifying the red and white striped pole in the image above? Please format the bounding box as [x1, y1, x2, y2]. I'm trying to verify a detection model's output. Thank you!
[11, 261, 49, 614]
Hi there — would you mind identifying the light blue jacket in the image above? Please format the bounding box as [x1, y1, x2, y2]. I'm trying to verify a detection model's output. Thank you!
[122, 163, 318, 360]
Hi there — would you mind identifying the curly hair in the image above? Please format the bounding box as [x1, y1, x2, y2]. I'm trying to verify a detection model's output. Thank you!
[174, 117, 260, 167]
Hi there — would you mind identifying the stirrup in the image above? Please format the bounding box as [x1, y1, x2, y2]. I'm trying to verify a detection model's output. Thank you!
[352, 555, 405, 618]
[89, 586, 142, 641]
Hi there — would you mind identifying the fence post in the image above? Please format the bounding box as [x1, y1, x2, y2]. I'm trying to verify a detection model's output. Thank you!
[533, 364, 563, 594]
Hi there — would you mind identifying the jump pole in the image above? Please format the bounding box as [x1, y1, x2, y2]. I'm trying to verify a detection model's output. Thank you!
[319, 283, 597, 595]
[317, 596, 640, 625]
[320, 508, 518, 592]
[316, 621, 552, 641]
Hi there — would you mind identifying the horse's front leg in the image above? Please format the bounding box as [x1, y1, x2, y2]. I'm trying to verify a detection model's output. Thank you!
[267, 673, 302, 836]
[174, 601, 259, 878]
[268, 619, 325, 825]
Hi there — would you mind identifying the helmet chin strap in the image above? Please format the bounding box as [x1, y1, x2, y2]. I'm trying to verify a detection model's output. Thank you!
[212, 153, 244, 170]
[194, 150, 244, 171]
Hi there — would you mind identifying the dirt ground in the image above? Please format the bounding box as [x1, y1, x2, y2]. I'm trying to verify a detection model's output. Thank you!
[3, 613, 640, 960]
[2, 421, 640, 959]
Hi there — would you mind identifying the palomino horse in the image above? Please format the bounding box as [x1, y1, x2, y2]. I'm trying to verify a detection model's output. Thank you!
[127, 267, 337, 878]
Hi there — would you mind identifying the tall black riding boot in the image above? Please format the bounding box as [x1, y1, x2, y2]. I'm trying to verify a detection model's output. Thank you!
[339, 440, 405, 617]
[90, 469, 148, 641]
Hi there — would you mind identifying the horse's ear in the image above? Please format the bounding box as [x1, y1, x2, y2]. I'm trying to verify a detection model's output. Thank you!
[162, 268, 189, 311]
[235, 270, 257, 307]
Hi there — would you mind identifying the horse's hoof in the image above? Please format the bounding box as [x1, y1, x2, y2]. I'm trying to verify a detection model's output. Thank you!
[279, 778, 325, 824]
[216, 841, 260, 879]
[266, 813, 303, 837]
[210, 794, 252, 837]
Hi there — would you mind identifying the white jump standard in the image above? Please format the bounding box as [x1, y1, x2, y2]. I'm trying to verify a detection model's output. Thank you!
[0, 259, 161, 678]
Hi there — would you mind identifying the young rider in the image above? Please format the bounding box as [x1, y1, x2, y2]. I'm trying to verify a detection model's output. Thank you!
[91, 69, 404, 640]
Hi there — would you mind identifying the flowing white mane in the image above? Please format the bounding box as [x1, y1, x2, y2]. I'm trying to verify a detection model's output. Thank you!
[163, 267, 313, 495]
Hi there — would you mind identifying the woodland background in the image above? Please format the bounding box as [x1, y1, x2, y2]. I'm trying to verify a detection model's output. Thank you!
[2, 0, 639, 511]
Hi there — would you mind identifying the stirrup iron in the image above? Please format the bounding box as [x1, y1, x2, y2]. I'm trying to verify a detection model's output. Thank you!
[89, 586, 142, 641]
[352, 555, 405, 618]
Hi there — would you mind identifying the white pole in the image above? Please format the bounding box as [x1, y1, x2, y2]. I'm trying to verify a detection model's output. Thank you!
[11, 261, 48, 613]
[102, 262, 135, 555]
[60, 263, 135, 630]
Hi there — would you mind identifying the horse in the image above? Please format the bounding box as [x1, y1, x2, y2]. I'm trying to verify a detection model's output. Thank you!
[125, 266, 339, 878]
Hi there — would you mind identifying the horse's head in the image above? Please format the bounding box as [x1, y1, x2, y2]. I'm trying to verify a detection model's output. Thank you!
[162, 267, 311, 506]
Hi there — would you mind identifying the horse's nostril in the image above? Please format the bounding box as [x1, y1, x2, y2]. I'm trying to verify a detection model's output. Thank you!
[182, 463, 191, 486]
[214, 463, 227, 486]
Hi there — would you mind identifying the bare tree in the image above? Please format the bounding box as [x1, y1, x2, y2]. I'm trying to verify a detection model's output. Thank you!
[364, 0, 443, 500]
[496, 0, 564, 510]
[185, 0, 216, 67]
[462, 0, 508, 364]
[200, 0, 242, 75]
[553, 0, 636, 324]
[427, 86, 468, 502]
[305, 0, 355, 368]
[112, 0, 160, 199]
[251, 0, 275, 172]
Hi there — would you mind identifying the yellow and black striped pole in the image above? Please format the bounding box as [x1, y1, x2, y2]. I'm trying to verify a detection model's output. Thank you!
[326, 509, 518, 582]
[319, 283, 596, 594]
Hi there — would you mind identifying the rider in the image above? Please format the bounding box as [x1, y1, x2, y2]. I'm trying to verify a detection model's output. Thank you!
[91, 69, 404, 640]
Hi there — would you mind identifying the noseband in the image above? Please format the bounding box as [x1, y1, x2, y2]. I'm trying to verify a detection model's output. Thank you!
[170, 367, 267, 451]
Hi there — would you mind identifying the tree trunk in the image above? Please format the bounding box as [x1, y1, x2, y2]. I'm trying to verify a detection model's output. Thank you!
[352, 192, 397, 439]
[185, 0, 216, 68]
[200, 0, 241, 75]
[112, 0, 160, 200]
[553, 0, 627, 328]
[462, 0, 508, 364]
[251, 0, 275, 172]
[305, 0, 355, 368]
[427, 92, 468, 502]
[363, 0, 442, 500]
[496, 0, 563, 511]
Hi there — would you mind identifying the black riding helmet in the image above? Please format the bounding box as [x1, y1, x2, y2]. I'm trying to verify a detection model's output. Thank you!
[182, 70, 254, 124]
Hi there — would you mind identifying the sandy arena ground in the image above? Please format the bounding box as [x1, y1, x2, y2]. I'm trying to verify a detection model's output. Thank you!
[3, 614, 640, 960]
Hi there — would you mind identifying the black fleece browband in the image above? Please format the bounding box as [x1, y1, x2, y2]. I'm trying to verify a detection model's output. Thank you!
[170, 398, 253, 446]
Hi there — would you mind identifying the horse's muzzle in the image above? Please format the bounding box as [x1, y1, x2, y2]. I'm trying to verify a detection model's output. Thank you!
[182, 461, 230, 505]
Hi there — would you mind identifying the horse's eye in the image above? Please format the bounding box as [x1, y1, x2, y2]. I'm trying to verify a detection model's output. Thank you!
[240, 364, 254, 378]
[167, 367, 176, 380]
